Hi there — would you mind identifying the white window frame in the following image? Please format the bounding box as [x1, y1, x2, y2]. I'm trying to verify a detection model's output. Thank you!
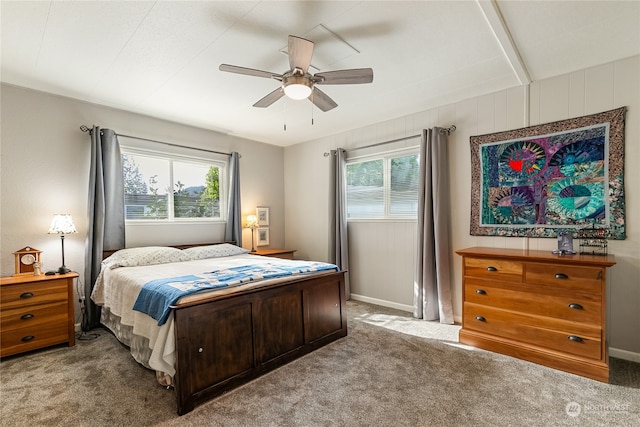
[121, 146, 228, 223]
[346, 147, 420, 221]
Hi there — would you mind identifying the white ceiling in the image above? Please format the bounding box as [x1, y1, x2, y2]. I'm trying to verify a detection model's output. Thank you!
[2, 1, 639, 147]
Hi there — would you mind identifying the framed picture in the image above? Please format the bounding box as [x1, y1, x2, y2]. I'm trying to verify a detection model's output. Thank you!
[553, 231, 576, 255]
[256, 207, 269, 226]
[469, 107, 626, 239]
[257, 227, 270, 246]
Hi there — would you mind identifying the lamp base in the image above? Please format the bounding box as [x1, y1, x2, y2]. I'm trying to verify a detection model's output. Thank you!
[58, 266, 71, 274]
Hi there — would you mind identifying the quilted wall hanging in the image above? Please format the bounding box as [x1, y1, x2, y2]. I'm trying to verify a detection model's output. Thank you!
[469, 107, 626, 239]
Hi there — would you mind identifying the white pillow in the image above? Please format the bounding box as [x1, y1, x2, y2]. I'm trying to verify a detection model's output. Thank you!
[183, 243, 249, 260]
[104, 246, 192, 268]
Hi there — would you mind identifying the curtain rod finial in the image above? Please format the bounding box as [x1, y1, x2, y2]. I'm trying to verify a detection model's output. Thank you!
[439, 125, 456, 135]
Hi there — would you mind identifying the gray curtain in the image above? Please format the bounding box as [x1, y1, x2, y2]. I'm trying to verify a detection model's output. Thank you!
[329, 148, 350, 299]
[224, 152, 242, 245]
[413, 128, 454, 324]
[83, 127, 125, 331]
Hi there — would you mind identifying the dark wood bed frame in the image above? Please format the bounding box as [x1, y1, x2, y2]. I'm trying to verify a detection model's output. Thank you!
[103, 243, 347, 415]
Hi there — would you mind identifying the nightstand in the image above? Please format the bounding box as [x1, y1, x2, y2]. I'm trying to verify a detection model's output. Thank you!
[0, 272, 77, 357]
[253, 248, 296, 259]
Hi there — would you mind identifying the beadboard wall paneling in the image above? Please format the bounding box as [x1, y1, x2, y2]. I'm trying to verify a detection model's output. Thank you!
[348, 221, 417, 308]
[284, 55, 640, 356]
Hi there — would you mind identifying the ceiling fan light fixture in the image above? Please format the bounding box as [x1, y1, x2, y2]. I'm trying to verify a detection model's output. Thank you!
[220, 35, 372, 111]
[283, 76, 312, 100]
[284, 83, 312, 99]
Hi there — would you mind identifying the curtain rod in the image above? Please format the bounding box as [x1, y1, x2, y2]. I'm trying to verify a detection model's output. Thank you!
[80, 125, 232, 157]
[323, 125, 456, 157]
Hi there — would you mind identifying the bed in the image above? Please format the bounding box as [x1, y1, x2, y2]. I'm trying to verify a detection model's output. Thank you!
[91, 243, 347, 415]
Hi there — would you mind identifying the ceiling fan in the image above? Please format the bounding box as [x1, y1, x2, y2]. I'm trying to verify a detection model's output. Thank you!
[219, 35, 373, 112]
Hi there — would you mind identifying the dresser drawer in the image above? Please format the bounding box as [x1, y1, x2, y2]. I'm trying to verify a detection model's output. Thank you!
[0, 320, 69, 358]
[464, 257, 523, 283]
[465, 279, 602, 325]
[0, 279, 68, 309]
[525, 263, 603, 294]
[0, 301, 69, 331]
[463, 303, 601, 360]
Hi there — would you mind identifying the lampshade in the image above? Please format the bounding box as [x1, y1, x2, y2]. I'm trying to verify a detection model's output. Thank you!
[246, 215, 258, 228]
[283, 81, 312, 100]
[48, 214, 78, 235]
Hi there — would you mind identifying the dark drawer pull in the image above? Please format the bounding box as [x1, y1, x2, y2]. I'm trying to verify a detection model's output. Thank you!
[568, 303, 583, 310]
[475, 289, 486, 295]
[475, 315, 486, 322]
[568, 335, 583, 343]
[486, 266, 497, 272]
[21, 335, 35, 342]
[20, 313, 34, 320]
[555, 273, 569, 279]
[20, 292, 34, 299]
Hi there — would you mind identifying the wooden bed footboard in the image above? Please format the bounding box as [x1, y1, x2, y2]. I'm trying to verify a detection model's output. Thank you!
[172, 270, 347, 415]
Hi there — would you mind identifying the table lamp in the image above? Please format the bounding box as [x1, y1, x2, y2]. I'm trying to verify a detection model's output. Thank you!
[246, 214, 258, 252]
[48, 214, 77, 274]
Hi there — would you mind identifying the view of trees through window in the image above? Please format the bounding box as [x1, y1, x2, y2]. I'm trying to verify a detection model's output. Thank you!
[123, 152, 222, 220]
[346, 152, 420, 218]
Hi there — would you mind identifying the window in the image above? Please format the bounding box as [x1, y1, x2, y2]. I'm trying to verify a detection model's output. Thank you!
[122, 149, 225, 221]
[346, 150, 420, 219]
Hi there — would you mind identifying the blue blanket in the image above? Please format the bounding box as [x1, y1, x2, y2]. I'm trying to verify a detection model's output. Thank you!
[133, 261, 339, 325]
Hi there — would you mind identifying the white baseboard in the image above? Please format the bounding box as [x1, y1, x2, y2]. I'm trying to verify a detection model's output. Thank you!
[609, 347, 640, 363]
[350, 293, 412, 313]
[349, 294, 462, 324]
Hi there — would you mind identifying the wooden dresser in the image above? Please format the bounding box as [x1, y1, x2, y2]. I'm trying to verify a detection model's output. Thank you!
[0, 272, 77, 357]
[456, 247, 616, 382]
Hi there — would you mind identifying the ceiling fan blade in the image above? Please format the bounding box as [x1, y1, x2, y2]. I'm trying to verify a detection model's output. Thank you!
[253, 87, 285, 108]
[309, 87, 338, 112]
[314, 68, 374, 85]
[219, 64, 282, 80]
[288, 35, 314, 73]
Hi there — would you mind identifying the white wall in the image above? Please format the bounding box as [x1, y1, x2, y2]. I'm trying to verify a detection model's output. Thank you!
[0, 84, 285, 318]
[284, 55, 640, 360]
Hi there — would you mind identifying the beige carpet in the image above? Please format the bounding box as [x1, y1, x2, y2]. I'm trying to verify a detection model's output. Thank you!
[1, 300, 638, 426]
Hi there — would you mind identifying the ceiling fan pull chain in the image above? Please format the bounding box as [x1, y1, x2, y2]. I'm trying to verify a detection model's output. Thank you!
[283, 99, 287, 131]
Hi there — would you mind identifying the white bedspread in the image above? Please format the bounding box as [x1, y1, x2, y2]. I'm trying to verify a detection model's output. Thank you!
[91, 254, 329, 377]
